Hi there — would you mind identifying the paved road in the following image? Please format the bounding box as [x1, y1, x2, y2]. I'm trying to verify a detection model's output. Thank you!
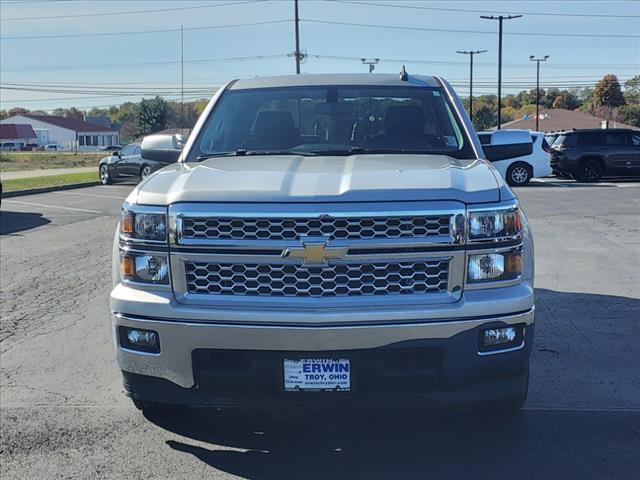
[1, 166, 97, 180]
[1, 180, 639, 479]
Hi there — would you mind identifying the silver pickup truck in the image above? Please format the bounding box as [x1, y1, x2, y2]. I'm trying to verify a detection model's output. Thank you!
[111, 73, 535, 413]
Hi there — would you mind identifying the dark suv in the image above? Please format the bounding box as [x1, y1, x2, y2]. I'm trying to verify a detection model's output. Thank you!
[551, 129, 640, 182]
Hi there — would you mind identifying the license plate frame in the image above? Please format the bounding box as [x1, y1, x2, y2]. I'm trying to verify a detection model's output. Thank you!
[283, 358, 351, 392]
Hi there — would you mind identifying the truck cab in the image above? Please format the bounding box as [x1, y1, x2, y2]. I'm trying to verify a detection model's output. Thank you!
[110, 73, 535, 413]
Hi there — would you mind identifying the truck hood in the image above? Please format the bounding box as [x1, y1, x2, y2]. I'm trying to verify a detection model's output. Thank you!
[130, 154, 508, 205]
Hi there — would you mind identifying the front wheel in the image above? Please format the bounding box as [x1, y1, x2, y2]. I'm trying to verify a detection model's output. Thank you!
[99, 164, 113, 185]
[506, 163, 532, 186]
[574, 159, 603, 182]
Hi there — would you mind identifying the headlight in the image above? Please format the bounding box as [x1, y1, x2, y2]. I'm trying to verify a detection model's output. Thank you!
[467, 249, 522, 283]
[468, 208, 521, 242]
[121, 205, 167, 242]
[120, 252, 169, 284]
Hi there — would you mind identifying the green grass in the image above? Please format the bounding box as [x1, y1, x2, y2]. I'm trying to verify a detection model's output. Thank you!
[2, 171, 99, 192]
[0, 152, 103, 172]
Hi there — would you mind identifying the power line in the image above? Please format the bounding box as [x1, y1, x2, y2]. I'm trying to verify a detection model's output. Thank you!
[328, 0, 640, 19]
[0, 19, 292, 41]
[2, 53, 290, 72]
[0, 0, 261, 21]
[307, 53, 640, 70]
[302, 18, 640, 39]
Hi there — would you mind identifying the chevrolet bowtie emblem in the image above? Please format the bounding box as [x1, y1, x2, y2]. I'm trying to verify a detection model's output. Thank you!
[283, 238, 347, 265]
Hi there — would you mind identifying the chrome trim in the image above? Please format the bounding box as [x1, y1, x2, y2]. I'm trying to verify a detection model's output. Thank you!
[477, 341, 525, 356]
[119, 346, 161, 357]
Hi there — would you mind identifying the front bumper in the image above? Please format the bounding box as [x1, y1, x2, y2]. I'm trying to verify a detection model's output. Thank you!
[112, 306, 534, 406]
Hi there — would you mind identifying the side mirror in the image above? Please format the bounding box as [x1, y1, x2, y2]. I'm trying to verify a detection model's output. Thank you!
[141, 134, 183, 163]
[482, 130, 533, 162]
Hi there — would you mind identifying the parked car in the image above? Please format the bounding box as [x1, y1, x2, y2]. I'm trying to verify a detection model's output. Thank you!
[551, 128, 640, 182]
[46, 143, 62, 151]
[478, 130, 552, 186]
[99, 145, 123, 153]
[110, 73, 535, 414]
[99, 138, 181, 185]
[1, 142, 21, 151]
[19, 143, 39, 151]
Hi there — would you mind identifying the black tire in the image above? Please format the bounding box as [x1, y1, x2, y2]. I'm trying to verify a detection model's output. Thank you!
[132, 398, 181, 413]
[574, 158, 603, 183]
[506, 163, 532, 186]
[140, 165, 152, 181]
[475, 366, 529, 416]
[99, 164, 113, 185]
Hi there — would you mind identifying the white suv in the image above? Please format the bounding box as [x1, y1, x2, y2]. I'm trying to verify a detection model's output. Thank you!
[479, 130, 552, 186]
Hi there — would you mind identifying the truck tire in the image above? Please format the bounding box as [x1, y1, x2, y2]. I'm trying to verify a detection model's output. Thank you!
[475, 365, 529, 416]
[506, 163, 532, 186]
[131, 398, 182, 414]
[574, 158, 603, 182]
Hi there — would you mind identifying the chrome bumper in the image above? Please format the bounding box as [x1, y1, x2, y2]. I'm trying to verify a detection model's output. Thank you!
[111, 306, 534, 389]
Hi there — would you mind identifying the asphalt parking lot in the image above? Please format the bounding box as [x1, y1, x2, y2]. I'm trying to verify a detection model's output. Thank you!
[1, 178, 639, 479]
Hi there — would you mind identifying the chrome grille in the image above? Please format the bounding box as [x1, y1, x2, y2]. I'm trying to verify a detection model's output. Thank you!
[185, 260, 449, 298]
[181, 215, 451, 241]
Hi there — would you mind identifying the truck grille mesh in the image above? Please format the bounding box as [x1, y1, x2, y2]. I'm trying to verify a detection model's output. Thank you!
[185, 260, 449, 298]
[182, 215, 450, 241]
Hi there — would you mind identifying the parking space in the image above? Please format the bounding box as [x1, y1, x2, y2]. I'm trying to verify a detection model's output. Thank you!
[1, 182, 639, 479]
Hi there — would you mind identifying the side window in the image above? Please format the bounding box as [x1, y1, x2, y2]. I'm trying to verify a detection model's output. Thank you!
[530, 135, 539, 145]
[577, 132, 605, 146]
[605, 132, 628, 146]
[632, 133, 640, 146]
[120, 144, 135, 156]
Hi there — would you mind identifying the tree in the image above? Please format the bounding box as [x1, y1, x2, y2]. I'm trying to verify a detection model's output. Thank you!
[8, 107, 29, 116]
[623, 75, 640, 105]
[0, 110, 7, 120]
[617, 104, 640, 127]
[136, 96, 168, 136]
[64, 107, 84, 120]
[472, 101, 496, 131]
[592, 74, 625, 108]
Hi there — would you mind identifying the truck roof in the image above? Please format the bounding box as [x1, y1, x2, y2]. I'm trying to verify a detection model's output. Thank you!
[229, 73, 442, 90]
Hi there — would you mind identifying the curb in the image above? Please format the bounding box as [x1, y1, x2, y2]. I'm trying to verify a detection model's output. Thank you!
[2, 181, 101, 198]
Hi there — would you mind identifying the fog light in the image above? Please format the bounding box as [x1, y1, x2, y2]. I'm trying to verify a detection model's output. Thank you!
[119, 326, 160, 354]
[484, 327, 516, 346]
[479, 325, 523, 353]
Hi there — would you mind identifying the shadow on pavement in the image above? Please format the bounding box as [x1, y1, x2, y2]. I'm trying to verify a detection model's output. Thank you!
[0, 210, 50, 235]
[144, 289, 640, 479]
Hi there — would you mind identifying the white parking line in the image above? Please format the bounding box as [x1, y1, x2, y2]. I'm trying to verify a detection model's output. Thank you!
[4, 200, 102, 214]
[51, 191, 125, 200]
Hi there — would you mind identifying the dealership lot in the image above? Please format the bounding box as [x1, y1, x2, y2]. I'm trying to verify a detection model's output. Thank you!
[1, 181, 639, 479]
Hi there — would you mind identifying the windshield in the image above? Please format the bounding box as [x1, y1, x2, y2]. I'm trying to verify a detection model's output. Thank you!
[187, 85, 474, 160]
[552, 134, 567, 147]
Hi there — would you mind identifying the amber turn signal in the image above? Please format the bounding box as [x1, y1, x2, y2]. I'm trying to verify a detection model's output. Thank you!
[121, 213, 134, 235]
[120, 255, 135, 278]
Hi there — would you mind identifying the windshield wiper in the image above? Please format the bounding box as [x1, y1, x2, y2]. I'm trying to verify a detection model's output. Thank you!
[195, 149, 317, 161]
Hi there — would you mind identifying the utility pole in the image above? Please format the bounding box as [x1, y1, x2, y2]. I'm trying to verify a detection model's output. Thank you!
[181, 24, 185, 139]
[480, 14, 522, 129]
[456, 50, 487, 121]
[294, 0, 301, 74]
[530, 55, 549, 131]
[361, 58, 380, 73]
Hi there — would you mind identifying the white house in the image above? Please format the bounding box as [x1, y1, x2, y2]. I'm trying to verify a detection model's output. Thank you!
[0, 114, 119, 152]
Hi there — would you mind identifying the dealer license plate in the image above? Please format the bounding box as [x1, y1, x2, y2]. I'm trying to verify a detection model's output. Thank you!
[283, 358, 351, 392]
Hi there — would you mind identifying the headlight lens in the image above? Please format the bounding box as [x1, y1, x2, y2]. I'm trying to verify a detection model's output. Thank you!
[120, 253, 169, 284]
[467, 250, 522, 283]
[468, 208, 521, 241]
[121, 208, 167, 242]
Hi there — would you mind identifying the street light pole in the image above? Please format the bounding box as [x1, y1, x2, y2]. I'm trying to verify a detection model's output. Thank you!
[456, 50, 487, 121]
[361, 58, 380, 73]
[480, 14, 522, 129]
[294, 0, 301, 74]
[530, 55, 549, 131]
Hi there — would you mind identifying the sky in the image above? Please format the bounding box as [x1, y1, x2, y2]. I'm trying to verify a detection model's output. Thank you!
[0, 0, 638, 112]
